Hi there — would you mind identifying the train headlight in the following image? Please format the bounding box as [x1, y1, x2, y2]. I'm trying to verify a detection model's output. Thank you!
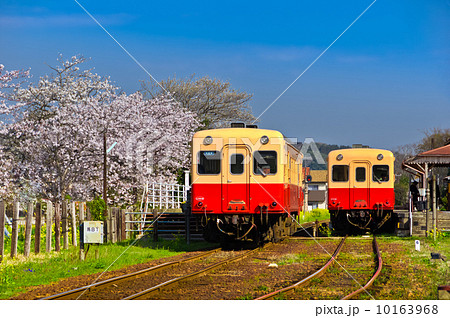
[260, 135, 269, 145]
[336, 154, 343, 161]
[377, 154, 384, 160]
[203, 136, 213, 145]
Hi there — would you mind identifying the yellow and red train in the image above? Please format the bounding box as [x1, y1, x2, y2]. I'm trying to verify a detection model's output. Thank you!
[327, 148, 395, 231]
[191, 125, 303, 244]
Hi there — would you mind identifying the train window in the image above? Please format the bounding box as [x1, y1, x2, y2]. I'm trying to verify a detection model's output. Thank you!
[230, 154, 244, 174]
[356, 167, 366, 182]
[332, 165, 349, 182]
[373, 165, 389, 182]
[198, 151, 221, 175]
[254, 151, 277, 175]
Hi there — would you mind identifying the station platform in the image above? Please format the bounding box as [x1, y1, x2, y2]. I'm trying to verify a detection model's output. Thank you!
[394, 210, 450, 237]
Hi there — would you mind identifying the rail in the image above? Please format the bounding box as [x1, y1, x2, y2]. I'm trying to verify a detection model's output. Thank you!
[125, 244, 270, 300]
[256, 236, 347, 300]
[341, 236, 382, 300]
[41, 248, 221, 300]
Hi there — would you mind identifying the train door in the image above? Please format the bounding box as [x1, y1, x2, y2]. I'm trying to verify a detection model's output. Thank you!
[284, 153, 291, 210]
[349, 161, 370, 208]
[221, 145, 250, 212]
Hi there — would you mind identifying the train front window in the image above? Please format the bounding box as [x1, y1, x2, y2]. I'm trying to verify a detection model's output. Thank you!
[198, 151, 221, 175]
[373, 165, 389, 182]
[254, 151, 277, 175]
[356, 167, 366, 182]
[230, 154, 244, 174]
[332, 165, 349, 182]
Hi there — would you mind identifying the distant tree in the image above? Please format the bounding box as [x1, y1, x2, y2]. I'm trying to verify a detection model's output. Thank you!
[294, 141, 350, 170]
[415, 128, 450, 153]
[393, 128, 450, 207]
[140, 75, 255, 129]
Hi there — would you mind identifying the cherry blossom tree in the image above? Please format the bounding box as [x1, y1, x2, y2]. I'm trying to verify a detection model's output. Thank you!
[2, 56, 198, 207]
[0, 64, 30, 199]
[66, 92, 198, 205]
[14, 55, 116, 121]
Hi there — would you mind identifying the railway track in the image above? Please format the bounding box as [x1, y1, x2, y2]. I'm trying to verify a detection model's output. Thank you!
[125, 245, 264, 299]
[42, 245, 265, 300]
[41, 248, 221, 300]
[256, 236, 382, 300]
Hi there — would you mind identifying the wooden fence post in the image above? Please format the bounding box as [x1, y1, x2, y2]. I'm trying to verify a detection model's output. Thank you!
[79, 202, 85, 223]
[111, 208, 117, 243]
[24, 202, 34, 257]
[55, 202, 61, 252]
[62, 200, 68, 249]
[120, 209, 126, 241]
[10, 200, 19, 258]
[0, 201, 5, 263]
[116, 208, 120, 242]
[71, 202, 77, 247]
[125, 210, 131, 240]
[35, 202, 42, 254]
[46, 201, 53, 252]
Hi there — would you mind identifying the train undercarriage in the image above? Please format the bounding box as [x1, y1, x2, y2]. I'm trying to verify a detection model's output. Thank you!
[198, 213, 298, 246]
[330, 209, 393, 232]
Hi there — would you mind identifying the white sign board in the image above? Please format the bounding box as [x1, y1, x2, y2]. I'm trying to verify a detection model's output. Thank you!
[83, 221, 104, 244]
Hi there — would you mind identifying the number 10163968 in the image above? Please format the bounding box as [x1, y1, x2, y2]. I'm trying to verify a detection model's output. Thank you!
[376, 304, 438, 315]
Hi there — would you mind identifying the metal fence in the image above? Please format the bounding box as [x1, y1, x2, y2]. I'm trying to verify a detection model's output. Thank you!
[125, 182, 188, 234]
[147, 182, 187, 210]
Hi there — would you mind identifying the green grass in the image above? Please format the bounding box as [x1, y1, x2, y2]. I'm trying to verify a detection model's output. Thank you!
[0, 236, 215, 299]
[277, 253, 310, 265]
[299, 208, 330, 224]
[374, 235, 450, 299]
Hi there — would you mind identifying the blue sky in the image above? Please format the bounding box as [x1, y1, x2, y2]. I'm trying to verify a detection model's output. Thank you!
[0, 0, 448, 150]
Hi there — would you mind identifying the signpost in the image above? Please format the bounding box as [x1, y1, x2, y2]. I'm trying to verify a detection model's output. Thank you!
[80, 221, 104, 260]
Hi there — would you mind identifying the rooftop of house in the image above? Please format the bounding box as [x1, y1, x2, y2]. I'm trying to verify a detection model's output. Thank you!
[309, 170, 327, 183]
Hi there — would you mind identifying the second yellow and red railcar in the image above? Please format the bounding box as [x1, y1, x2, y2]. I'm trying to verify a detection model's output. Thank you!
[327, 148, 395, 231]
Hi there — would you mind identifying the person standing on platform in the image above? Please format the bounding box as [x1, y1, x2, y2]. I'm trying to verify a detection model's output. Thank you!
[410, 181, 419, 211]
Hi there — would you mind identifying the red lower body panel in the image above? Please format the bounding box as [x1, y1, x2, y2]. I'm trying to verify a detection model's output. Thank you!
[192, 183, 301, 215]
[328, 188, 394, 211]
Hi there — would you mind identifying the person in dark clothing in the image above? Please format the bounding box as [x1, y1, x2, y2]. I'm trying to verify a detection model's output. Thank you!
[410, 181, 419, 209]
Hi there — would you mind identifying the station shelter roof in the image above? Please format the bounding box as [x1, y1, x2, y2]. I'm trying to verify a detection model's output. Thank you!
[402, 143, 450, 176]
